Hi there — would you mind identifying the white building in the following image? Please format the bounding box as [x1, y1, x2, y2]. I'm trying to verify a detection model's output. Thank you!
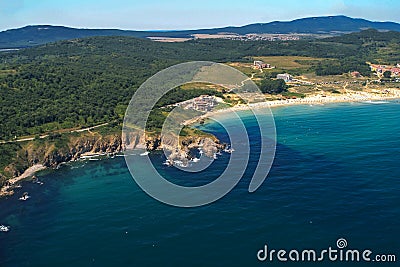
[188, 95, 216, 112]
[276, 73, 293, 82]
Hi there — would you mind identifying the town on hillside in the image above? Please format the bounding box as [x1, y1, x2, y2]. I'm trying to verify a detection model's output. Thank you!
[369, 63, 400, 78]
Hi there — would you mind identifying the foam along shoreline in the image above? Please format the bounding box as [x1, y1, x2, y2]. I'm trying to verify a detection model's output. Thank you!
[184, 90, 400, 125]
[0, 164, 46, 197]
[79, 152, 108, 159]
[1, 91, 399, 197]
[0, 151, 120, 198]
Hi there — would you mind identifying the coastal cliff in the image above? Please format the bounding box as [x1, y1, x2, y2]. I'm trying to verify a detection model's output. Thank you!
[1, 133, 123, 197]
[3, 134, 123, 178]
[1, 129, 224, 197]
[124, 131, 225, 166]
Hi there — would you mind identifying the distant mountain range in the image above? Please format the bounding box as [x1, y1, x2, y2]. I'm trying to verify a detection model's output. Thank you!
[1, 15, 400, 49]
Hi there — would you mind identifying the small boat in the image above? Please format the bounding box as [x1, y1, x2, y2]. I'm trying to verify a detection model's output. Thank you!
[33, 176, 44, 185]
[80, 153, 106, 160]
[213, 153, 218, 160]
[19, 192, 30, 201]
[223, 147, 235, 153]
[192, 158, 200, 163]
[0, 225, 10, 232]
[140, 151, 150, 156]
[163, 160, 173, 166]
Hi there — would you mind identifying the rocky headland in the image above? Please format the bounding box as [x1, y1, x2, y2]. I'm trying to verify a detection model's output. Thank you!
[0, 130, 224, 197]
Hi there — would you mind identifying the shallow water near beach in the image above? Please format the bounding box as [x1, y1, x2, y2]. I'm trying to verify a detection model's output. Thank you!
[1, 101, 399, 266]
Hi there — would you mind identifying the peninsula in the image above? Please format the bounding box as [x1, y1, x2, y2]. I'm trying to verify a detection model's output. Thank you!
[1, 28, 400, 197]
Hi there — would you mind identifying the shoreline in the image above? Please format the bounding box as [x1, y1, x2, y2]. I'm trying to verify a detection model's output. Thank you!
[0, 150, 122, 198]
[0, 164, 46, 197]
[1, 91, 399, 198]
[184, 91, 400, 125]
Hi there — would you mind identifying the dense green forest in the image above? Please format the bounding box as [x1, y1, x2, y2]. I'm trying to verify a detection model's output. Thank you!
[259, 79, 288, 94]
[314, 29, 400, 75]
[0, 29, 399, 140]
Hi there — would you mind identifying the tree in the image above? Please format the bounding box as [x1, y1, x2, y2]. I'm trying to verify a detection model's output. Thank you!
[383, 70, 392, 79]
[259, 78, 288, 94]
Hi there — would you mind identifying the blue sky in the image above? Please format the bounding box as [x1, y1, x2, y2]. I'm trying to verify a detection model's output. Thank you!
[0, 0, 399, 31]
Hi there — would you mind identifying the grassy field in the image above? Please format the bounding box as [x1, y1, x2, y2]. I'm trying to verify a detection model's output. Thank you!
[179, 82, 224, 91]
[227, 56, 331, 79]
[194, 64, 246, 86]
[226, 62, 258, 76]
[253, 56, 328, 70]
[226, 57, 400, 98]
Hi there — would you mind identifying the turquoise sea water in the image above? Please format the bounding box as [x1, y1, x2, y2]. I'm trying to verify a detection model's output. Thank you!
[1, 101, 399, 266]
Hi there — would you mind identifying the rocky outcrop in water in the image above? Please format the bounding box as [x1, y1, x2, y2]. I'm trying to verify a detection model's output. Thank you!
[3, 134, 123, 178]
[122, 130, 225, 166]
[161, 135, 225, 165]
[2, 131, 224, 183]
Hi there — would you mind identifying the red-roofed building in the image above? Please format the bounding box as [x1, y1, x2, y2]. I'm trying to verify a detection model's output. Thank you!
[253, 60, 272, 69]
[370, 63, 400, 77]
[391, 68, 400, 76]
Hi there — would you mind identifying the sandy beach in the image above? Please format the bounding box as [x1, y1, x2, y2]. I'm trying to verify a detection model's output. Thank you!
[1, 89, 400, 197]
[184, 89, 400, 125]
[0, 164, 46, 197]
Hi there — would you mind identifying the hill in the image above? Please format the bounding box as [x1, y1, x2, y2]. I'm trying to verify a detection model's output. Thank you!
[224, 15, 400, 34]
[1, 16, 400, 49]
[0, 29, 400, 182]
[1, 29, 399, 139]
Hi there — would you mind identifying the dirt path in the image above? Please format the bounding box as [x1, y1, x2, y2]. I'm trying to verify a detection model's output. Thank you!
[72, 122, 109, 133]
[238, 73, 256, 87]
[0, 122, 110, 144]
[343, 82, 349, 91]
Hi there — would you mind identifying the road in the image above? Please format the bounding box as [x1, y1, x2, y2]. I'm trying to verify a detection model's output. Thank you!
[0, 122, 110, 144]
